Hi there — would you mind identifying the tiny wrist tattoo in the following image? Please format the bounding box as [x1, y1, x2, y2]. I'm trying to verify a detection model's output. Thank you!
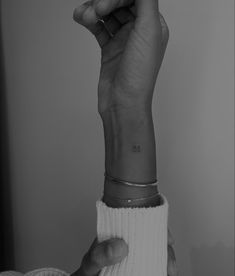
[132, 144, 141, 153]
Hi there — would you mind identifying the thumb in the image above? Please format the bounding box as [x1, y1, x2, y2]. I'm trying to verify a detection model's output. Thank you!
[94, 0, 159, 19]
[93, 0, 133, 17]
[78, 238, 128, 276]
[135, 0, 159, 18]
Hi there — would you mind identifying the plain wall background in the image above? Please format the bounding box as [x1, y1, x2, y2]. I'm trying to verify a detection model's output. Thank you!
[1, 0, 234, 275]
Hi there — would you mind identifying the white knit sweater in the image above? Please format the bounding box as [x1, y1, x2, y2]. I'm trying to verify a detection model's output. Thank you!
[0, 195, 168, 276]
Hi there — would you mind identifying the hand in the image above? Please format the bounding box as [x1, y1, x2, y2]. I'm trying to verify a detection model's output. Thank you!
[71, 231, 177, 276]
[73, 0, 169, 117]
[71, 238, 128, 276]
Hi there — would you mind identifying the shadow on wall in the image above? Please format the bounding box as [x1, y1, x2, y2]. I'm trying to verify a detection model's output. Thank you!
[190, 242, 234, 276]
[0, 0, 15, 270]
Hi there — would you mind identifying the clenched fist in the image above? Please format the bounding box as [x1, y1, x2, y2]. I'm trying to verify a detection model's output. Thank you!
[73, 0, 169, 118]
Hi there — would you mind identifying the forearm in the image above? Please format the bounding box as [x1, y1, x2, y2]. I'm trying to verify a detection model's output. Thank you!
[101, 105, 162, 208]
[102, 106, 156, 183]
[73, 0, 172, 273]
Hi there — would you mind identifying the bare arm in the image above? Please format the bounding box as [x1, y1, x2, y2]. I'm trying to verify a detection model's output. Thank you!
[72, 1, 177, 274]
[101, 106, 160, 207]
[73, 0, 169, 207]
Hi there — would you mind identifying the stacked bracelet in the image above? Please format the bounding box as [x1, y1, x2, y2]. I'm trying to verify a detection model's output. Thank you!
[103, 191, 160, 204]
[103, 172, 161, 206]
[104, 172, 158, 187]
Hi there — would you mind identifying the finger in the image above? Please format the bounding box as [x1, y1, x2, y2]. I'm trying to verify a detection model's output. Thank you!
[80, 238, 128, 276]
[112, 7, 135, 25]
[74, 1, 98, 24]
[167, 245, 178, 276]
[167, 229, 175, 246]
[73, 2, 111, 48]
[94, 0, 134, 18]
[135, 0, 161, 36]
[94, 0, 159, 19]
[103, 14, 122, 36]
[159, 13, 170, 50]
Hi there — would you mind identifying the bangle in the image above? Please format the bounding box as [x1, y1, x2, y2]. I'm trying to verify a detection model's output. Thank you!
[103, 191, 161, 204]
[104, 172, 158, 187]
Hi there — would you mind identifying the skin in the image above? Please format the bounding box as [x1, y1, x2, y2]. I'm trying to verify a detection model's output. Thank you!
[73, 0, 169, 197]
[73, 0, 177, 274]
[72, 232, 177, 276]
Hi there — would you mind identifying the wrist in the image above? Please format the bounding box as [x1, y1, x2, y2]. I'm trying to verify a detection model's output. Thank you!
[101, 106, 157, 184]
[103, 175, 162, 208]
[101, 105, 153, 135]
[98, 86, 153, 122]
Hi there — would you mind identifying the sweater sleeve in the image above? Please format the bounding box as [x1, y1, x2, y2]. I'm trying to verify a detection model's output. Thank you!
[0, 268, 69, 276]
[96, 194, 169, 276]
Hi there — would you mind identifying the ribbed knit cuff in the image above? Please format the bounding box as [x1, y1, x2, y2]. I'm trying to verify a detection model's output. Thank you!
[0, 269, 69, 276]
[96, 195, 169, 276]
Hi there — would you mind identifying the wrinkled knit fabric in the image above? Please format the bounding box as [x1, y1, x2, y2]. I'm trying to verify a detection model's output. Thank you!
[96, 195, 168, 276]
[0, 195, 168, 276]
[0, 269, 69, 276]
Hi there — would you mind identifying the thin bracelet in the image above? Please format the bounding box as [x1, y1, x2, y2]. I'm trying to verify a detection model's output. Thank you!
[104, 172, 158, 187]
[103, 191, 161, 204]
